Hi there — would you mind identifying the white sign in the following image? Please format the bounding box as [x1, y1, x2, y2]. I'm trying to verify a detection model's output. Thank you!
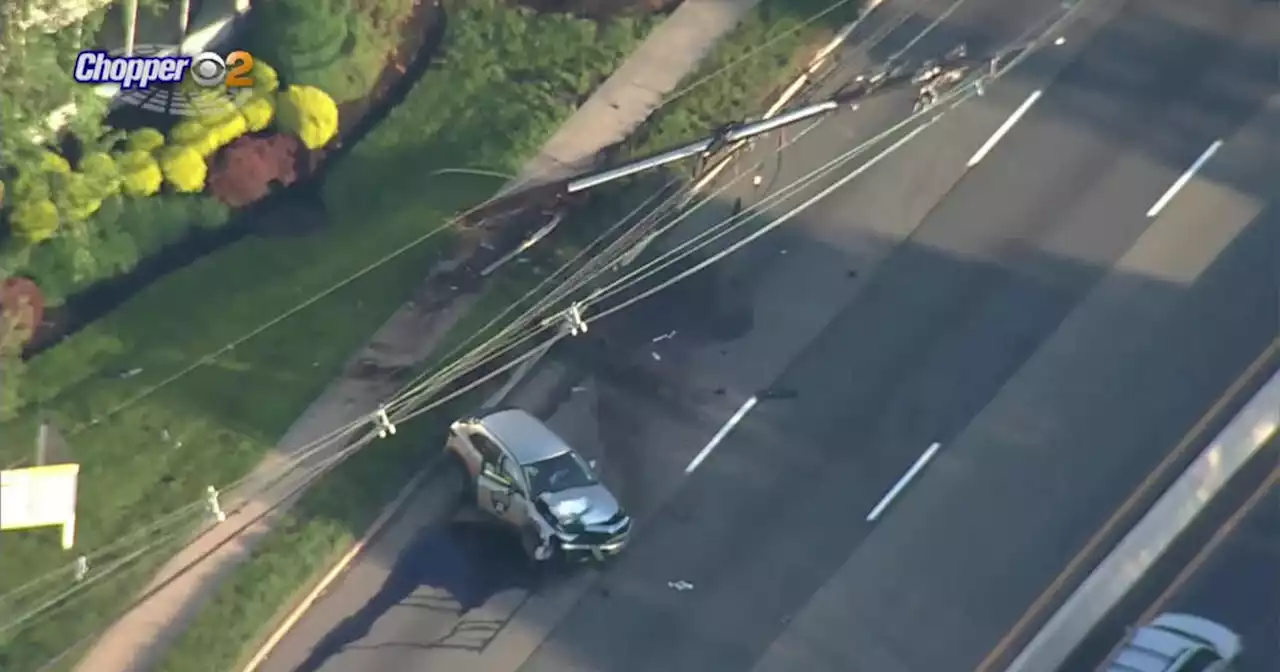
[0, 464, 80, 549]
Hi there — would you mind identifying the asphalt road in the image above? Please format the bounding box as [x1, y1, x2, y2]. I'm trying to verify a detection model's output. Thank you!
[1060, 438, 1280, 672]
[512, 0, 1279, 670]
[250, 0, 1279, 671]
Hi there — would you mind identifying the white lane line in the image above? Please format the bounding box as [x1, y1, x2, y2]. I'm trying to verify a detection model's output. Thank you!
[685, 396, 758, 474]
[866, 442, 943, 522]
[966, 90, 1043, 168]
[1146, 139, 1223, 217]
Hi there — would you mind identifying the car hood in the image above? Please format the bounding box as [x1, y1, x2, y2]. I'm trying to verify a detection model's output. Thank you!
[537, 485, 623, 527]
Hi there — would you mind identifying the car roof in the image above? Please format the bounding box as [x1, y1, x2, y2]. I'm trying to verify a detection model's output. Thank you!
[1107, 613, 1240, 672]
[477, 408, 573, 465]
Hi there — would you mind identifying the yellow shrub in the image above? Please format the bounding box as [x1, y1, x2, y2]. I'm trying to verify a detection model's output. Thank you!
[251, 60, 280, 94]
[169, 120, 206, 145]
[80, 152, 122, 197]
[11, 171, 50, 202]
[126, 127, 166, 152]
[157, 146, 208, 193]
[240, 94, 275, 132]
[52, 172, 105, 221]
[191, 90, 241, 123]
[40, 151, 71, 174]
[117, 151, 164, 197]
[10, 199, 60, 244]
[277, 85, 339, 150]
[211, 113, 249, 148]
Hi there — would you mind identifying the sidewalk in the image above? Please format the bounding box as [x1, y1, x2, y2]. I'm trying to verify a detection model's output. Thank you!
[72, 1, 761, 670]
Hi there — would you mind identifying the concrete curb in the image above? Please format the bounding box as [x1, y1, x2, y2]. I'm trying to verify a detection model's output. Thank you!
[239, 466, 434, 672]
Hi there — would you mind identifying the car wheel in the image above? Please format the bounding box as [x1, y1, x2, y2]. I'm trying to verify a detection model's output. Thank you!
[521, 524, 560, 563]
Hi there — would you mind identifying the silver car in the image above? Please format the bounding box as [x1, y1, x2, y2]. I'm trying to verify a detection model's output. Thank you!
[1105, 613, 1243, 672]
[445, 407, 631, 562]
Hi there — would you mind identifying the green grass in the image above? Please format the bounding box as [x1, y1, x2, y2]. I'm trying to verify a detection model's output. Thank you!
[0, 1, 654, 669]
[629, 0, 863, 159]
[155, 1, 871, 667]
[0, 0, 863, 667]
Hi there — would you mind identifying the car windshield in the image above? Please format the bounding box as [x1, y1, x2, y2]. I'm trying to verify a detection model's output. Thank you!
[524, 452, 596, 494]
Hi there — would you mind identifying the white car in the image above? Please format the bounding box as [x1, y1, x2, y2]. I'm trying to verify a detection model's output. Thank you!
[444, 407, 631, 563]
[1105, 613, 1242, 672]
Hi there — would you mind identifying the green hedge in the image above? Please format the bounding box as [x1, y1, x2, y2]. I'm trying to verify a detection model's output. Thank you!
[0, 2, 652, 670]
[250, 0, 418, 104]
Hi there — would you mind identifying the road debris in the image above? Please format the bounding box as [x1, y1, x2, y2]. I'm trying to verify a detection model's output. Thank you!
[651, 330, 677, 343]
[668, 580, 695, 591]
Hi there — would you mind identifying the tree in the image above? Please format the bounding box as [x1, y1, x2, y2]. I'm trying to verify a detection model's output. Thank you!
[277, 85, 340, 150]
[250, 0, 353, 84]
[0, 276, 43, 420]
[0, 3, 112, 176]
[207, 133, 304, 208]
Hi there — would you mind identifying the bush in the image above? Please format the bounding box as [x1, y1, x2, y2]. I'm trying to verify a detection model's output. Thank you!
[20, 194, 231, 304]
[52, 172, 106, 221]
[10, 171, 51, 203]
[252, 59, 281, 94]
[157, 146, 208, 193]
[168, 120, 206, 146]
[240, 94, 276, 132]
[80, 152, 122, 197]
[40, 151, 72, 175]
[7, 151, 74, 203]
[277, 85, 339, 150]
[207, 134, 303, 208]
[209, 113, 250, 149]
[191, 90, 242, 123]
[249, 0, 414, 103]
[187, 113, 250, 158]
[126, 128, 167, 152]
[9, 199, 60, 243]
[117, 151, 164, 197]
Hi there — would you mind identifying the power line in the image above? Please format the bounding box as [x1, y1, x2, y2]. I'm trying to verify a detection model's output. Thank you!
[6, 0, 1072, 645]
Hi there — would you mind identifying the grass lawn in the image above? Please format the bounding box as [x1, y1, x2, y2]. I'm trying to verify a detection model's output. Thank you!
[1, 0, 867, 668]
[153, 0, 870, 669]
[0, 0, 654, 669]
[153, 0, 871, 668]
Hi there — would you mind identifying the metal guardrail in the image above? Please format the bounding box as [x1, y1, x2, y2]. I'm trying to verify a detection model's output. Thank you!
[1006, 366, 1280, 671]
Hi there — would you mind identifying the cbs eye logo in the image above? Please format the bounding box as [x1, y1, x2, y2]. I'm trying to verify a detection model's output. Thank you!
[188, 50, 256, 89]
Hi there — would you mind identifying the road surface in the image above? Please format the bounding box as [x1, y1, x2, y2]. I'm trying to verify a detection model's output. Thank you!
[251, 0, 1279, 671]
[1060, 438, 1280, 672]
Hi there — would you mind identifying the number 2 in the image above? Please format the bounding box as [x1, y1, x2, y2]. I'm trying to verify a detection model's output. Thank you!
[226, 50, 254, 88]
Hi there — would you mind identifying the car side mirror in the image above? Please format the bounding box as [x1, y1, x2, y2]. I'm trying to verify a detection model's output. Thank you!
[588, 459, 598, 470]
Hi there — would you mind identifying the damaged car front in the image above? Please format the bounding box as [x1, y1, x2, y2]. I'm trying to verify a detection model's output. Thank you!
[525, 452, 632, 562]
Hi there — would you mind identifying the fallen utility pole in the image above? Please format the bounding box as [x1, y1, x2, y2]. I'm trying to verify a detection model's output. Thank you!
[466, 45, 994, 225]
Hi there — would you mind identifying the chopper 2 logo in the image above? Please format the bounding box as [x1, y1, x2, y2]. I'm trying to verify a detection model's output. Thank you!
[72, 46, 258, 117]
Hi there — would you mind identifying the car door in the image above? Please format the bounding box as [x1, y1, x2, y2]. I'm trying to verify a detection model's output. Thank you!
[447, 422, 485, 474]
[479, 452, 530, 529]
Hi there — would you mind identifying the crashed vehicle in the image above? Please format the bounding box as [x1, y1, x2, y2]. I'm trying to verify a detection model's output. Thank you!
[445, 407, 631, 562]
